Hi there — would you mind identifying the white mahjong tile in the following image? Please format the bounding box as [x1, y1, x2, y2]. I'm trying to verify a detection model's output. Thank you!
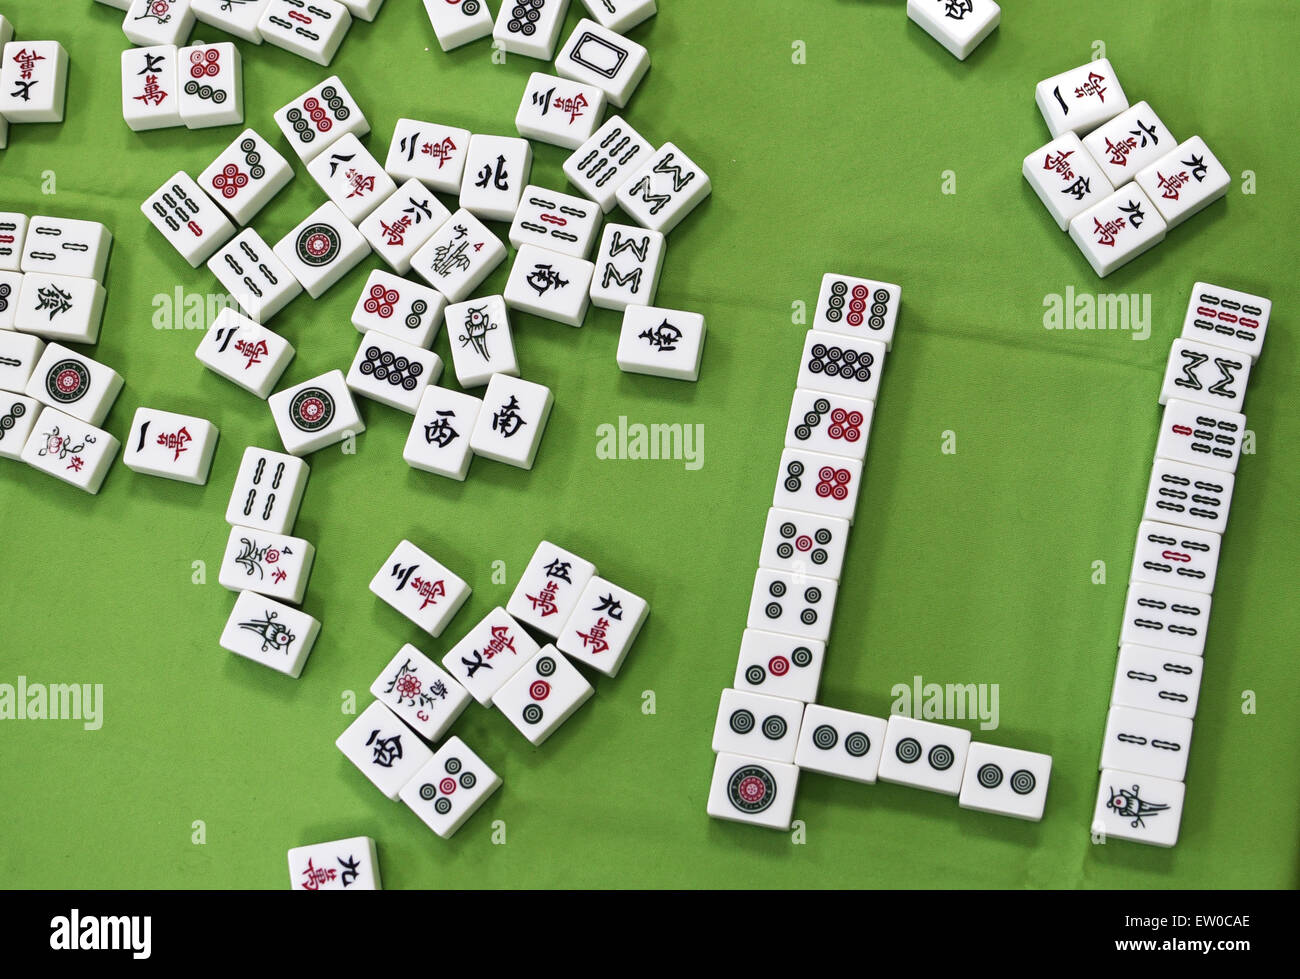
[370, 644, 471, 742]
[207, 228, 303, 322]
[906, 0, 1000, 61]
[0, 393, 41, 461]
[398, 736, 501, 838]
[771, 446, 863, 524]
[1022, 131, 1114, 231]
[123, 0, 196, 47]
[0, 213, 28, 271]
[509, 185, 601, 258]
[192, 0, 272, 44]
[338, 0, 383, 21]
[351, 269, 446, 348]
[1155, 399, 1244, 474]
[1118, 580, 1212, 658]
[876, 714, 972, 796]
[515, 72, 606, 150]
[198, 128, 294, 225]
[796, 330, 886, 404]
[1135, 136, 1230, 229]
[287, 837, 380, 890]
[577, 0, 654, 34]
[459, 134, 533, 222]
[12, 273, 106, 345]
[141, 171, 236, 267]
[420, 0, 493, 53]
[121, 44, 182, 131]
[783, 387, 873, 463]
[588, 223, 664, 311]
[259, 0, 352, 66]
[1068, 184, 1167, 279]
[812, 273, 901, 350]
[220, 590, 320, 678]
[1129, 520, 1220, 595]
[1142, 458, 1234, 536]
[1181, 282, 1270, 364]
[614, 141, 711, 234]
[0, 41, 69, 123]
[468, 373, 553, 469]
[1081, 101, 1175, 189]
[503, 244, 594, 327]
[268, 369, 366, 455]
[555, 18, 649, 109]
[615, 304, 705, 380]
[336, 700, 433, 799]
[272, 74, 368, 163]
[0, 329, 43, 392]
[1158, 337, 1250, 414]
[24, 343, 123, 427]
[733, 629, 824, 704]
[563, 115, 652, 213]
[197, 308, 295, 398]
[0, 272, 20, 330]
[368, 538, 471, 637]
[711, 688, 804, 764]
[706, 752, 799, 831]
[225, 445, 309, 534]
[745, 567, 837, 643]
[358, 180, 450, 275]
[795, 705, 888, 783]
[306, 132, 396, 224]
[492, 645, 594, 745]
[441, 606, 540, 705]
[384, 117, 470, 194]
[493, 0, 569, 60]
[1099, 705, 1193, 782]
[1111, 643, 1204, 720]
[1035, 57, 1129, 137]
[555, 575, 648, 677]
[1092, 769, 1185, 847]
[272, 202, 370, 299]
[410, 209, 507, 303]
[757, 506, 850, 582]
[403, 386, 482, 481]
[20, 406, 119, 493]
[958, 742, 1052, 821]
[121, 406, 219, 484]
[20, 215, 112, 281]
[445, 295, 518, 388]
[345, 330, 442, 413]
[177, 41, 243, 129]
[218, 524, 316, 605]
[506, 541, 597, 638]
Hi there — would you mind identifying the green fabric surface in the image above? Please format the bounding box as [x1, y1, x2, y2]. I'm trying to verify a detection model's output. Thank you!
[1, 1, 1297, 889]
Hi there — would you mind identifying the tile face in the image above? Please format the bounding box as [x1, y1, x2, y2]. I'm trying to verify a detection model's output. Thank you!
[503, 244, 594, 327]
[20, 407, 119, 493]
[1142, 458, 1234, 536]
[588, 223, 664, 311]
[577, 0, 655, 33]
[336, 700, 433, 800]
[1112, 644, 1203, 720]
[492, 645, 594, 745]
[468, 373, 553, 469]
[1158, 337, 1249, 414]
[1135, 136, 1230, 229]
[0, 41, 69, 122]
[506, 541, 597, 638]
[733, 629, 824, 704]
[196, 308, 295, 398]
[369, 539, 471, 637]
[24, 343, 122, 427]
[122, 406, 219, 484]
[1093, 769, 1185, 847]
[259, 0, 352, 65]
[0, 330, 43, 393]
[208, 228, 303, 322]
[1035, 57, 1129, 137]
[1100, 705, 1193, 782]
[1154, 399, 1244, 474]
[141, 171, 236, 268]
[12, 274, 106, 345]
[459, 135, 533, 222]
[220, 590, 321, 678]
[446, 296, 518, 388]
[1129, 520, 1220, 595]
[192, 0, 272, 44]
[218, 524, 315, 605]
[351, 269, 446, 348]
[757, 507, 850, 582]
[958, 742, 1052, 820]
[615, 304, 705, 381]
[198, 128, 294, 226]
[384, 118, 470, 194]
[21, 216, 113, 282]
[410, 209, 507, 303]
[906, 0, 1000, 60]
[745, 567, 838, 643]
[442, 607, 540, 706]
[177, 41, 243, 129]
[555, 575, 648, 677]
[0, 394, 43, 461]
[876, 714, 972, 796]
[812, 273, 901, 351]
[272, 202, 370, 299]
[0, 213, 28, 271]
[1081, 100, 1174, 188]
[555, 18, 650, 108]
[771, 446, 863, 524]
[121, 44, 182, 131]
[1022, 132, 1114, 231]
[706, 752, 799, 831]
[493, 0, 569, 59]
[345, 331, 442, 413]
[516, 72, 606, 150]
[711, 688, 804, 764]
[614, 141, 711, 234]
[783, 388, 873, 463]
[268, 369, 366, 456]
[273, 75, 368, 163]
[306, 132, 396, 224]
[1181, 282, 1270, 364]
[399, 736, 501, 838]
[796, 330, 886, 403]
[123, 0, 196, 47]
[370, 644, 472, 742]
[403, 385, 482, 481]
[563, 115, 653, 213]
[421, 0, 493, 52]
[358, 180, 450, 275]
[1119, 580, 1211, 658]
[1068, 185, 1167, 278]
[287, 837, 380, 891]
[224, 445, 309, 535]
[0, 272, 19, 331]
[795, 705, 888, 783]
[509, 186, 601, 258]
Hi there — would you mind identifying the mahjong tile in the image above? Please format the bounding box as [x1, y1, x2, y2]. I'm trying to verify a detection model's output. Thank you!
[0, 394, 42, 462]
[1158, 337, 1249, 414]
[268, 369, 365, 455]
[20, 215, 112, 282]
[812, 273, 901, 350]
[1035, 57, 1129, 137]
[1141, 458, 1234, 536]
[441, 606, 540, 705]
[306, 132, 396, 224]
[459, 134, 532, 222]
[24, 343, 122, 427]
[1022, 131, 1114, 231]
[794, 705, 888, 783]
[1099, 705, 1193, 782]
[1111, 643, 1204, 720]
[771, 446, 863, 524]
[515, 72, 606, 150]
[588, 222, 664, 310]
[398, 736, 501, 838]
[357, 180, 450, 274]
[958, 742, 1052, 820]
[196, 308, 295, 398]
[421, 0, 493, 53]
[1081, 101, 1175, 189]
[198, 128, 294, 226]
[121, 406, 219, 484]
[1135, 136, 1230, 229]
[555, 575, 648, 677]
[368, 538, 470, 637]
[177, 41, 243, 129]
[121, 44, 182, 131]
[272, 74, 367, 162]
[733, 629, 824, 704]
[468, 373, 553, 469]
[711, 687, 804, 764]
[614, 141, 711, 234]
[706, 752, 799, 831]
[221, 590, 321, 678]
[615, 304, 705, 380]
[384, 117, 470, 193]
[509, 185, 601, 258]
[554, 18, 649, 108]
[207, 228, 303, 322]
[271, 202, 370, 299]
[370, 644, 471, 742]
[491, 645, 594, 745]
[336, 700, 433, 800]
[796, 329, 886, 404]
[20, 406, 119, 493]
[445, 295, 518, 388]
[141, 171, 235, 267]
[224, 445, 309, 535]
[503, 244, 594, 327]
[1129, 520, 1221, 595]
[745, 567, 838, 643]
[345, 330, 442, 413]
[351, 269, 446, 348]
[1155, 399, 1244, 474]
[287, 836, 380, 890]
[403, 386, 482, 481]
[783, 388, 873, 462]
[0, 330, 44, 393]
[0, 41, 69, 123]
[1092, 768, 1185, 847]
[218, 524, 316, 605]
[1118, 580, 1212, 658]
[1180, 282, 1270, 364]
[12, 273, 107, 345]
[506, 541, 597, 639]
[757, 507, 850, 582]
[562, 114, 653, 213]
[876, 714, 972, 796]
[259, 0, 352, 66]
[410, 209, 507, 303]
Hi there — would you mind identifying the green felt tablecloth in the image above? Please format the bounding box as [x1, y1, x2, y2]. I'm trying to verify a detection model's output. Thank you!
[1, 0, 1296, 889]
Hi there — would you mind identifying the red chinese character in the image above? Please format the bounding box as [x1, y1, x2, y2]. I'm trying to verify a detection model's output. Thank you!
[421, 137, 457, 168]
[1074, 72, 1107, 102]
[380, 216, 412, 247]
[1042, 149, 1075, 180]
[410, 576, 446, 610]
[576, 617, 612, 655]
[1155, 170, 1189, 201]
[345, 168, 376, 199]
[13, 48, 46, 80]
[1091, 216, 1126, 248]
[234, 338, 268, 369]
[526, 580, 560, 617]
[156, 427, 193, 462]
[134, 74, 168, 107]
